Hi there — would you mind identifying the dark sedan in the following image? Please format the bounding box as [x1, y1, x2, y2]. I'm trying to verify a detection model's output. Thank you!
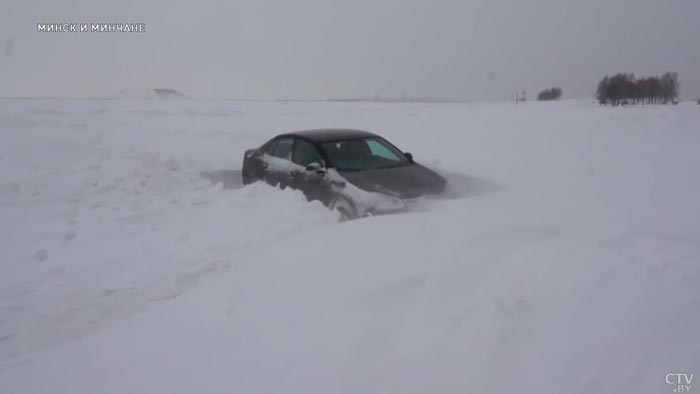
[242, 129, 446, 220]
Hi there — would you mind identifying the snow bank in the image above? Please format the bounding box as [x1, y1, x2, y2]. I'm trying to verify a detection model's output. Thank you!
[0, 99, 698, 394]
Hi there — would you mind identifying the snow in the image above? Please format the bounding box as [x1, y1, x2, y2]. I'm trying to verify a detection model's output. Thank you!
[1, 99, 699, 393]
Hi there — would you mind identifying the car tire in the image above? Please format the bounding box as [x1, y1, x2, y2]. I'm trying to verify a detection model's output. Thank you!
[242, 169, 252, 185]
[330, 196, 358, 222]
[241, 158, 257, 185]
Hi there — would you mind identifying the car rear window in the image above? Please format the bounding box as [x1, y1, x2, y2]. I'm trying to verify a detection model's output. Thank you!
[270, 138, 293, 160]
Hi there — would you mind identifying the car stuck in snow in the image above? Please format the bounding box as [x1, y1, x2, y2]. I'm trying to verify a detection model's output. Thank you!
[242, 129, 446, 220]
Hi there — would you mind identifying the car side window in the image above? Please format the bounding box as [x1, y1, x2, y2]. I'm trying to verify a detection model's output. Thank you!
[270, 138, 293, 160]
[292, 139, 322, 167]
[366, 139, 401, 162]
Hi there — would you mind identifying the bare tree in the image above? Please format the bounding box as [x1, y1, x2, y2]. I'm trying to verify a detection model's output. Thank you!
[596, 73, 679, 106]
[537, 87, 563, 101]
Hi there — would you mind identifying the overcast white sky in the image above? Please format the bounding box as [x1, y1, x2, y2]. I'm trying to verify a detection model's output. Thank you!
[1, 0, 699, 100]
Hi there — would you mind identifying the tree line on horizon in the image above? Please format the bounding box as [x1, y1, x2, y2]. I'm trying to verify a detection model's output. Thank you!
[537, 87, 563, 101]
[596, 72, 679, 106]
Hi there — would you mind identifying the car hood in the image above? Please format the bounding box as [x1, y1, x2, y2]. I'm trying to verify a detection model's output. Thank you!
[338, 163, 446, 199]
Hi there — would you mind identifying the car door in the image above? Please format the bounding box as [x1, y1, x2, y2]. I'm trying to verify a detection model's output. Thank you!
[289, 138, 331, 203]
[262, 137, 293, 187]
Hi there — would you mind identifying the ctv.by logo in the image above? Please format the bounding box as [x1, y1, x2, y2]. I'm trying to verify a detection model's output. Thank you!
[666, 372, 694, 392]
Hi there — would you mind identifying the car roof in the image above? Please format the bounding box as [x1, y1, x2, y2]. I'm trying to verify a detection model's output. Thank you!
[278, 128, 379, 143]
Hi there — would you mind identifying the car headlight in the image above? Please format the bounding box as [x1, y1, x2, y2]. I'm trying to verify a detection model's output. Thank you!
[373, 184, 402, 198]
[371, 194, 406, 212]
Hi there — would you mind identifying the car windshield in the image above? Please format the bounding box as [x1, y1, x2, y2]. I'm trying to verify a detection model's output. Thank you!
[321, 137, 409, 171]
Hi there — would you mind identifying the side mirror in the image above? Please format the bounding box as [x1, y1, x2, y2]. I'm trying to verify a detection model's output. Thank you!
[305, 162, 326, 176]
[404, 152, 413, 162]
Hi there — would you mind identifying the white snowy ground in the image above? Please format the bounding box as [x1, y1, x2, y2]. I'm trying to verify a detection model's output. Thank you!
[0, 98, 699, 394]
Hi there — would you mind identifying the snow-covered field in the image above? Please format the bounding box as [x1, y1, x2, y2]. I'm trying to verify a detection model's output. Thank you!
[1, 98, 699, 393]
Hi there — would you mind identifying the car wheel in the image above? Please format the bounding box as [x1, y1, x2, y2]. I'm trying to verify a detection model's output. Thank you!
[337, 207, 352, 222]
[331, 196, 358, 222]
[241, 159, 258, 185]
[242, 169, 252, 185]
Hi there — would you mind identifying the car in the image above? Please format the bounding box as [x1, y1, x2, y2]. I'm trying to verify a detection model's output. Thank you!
[241, 129, 447, 220]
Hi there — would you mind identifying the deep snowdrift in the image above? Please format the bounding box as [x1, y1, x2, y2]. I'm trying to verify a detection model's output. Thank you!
[1, 99, 699, 393]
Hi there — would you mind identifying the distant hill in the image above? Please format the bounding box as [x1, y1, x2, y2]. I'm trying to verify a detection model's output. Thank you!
[114, 88, 187, 100]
